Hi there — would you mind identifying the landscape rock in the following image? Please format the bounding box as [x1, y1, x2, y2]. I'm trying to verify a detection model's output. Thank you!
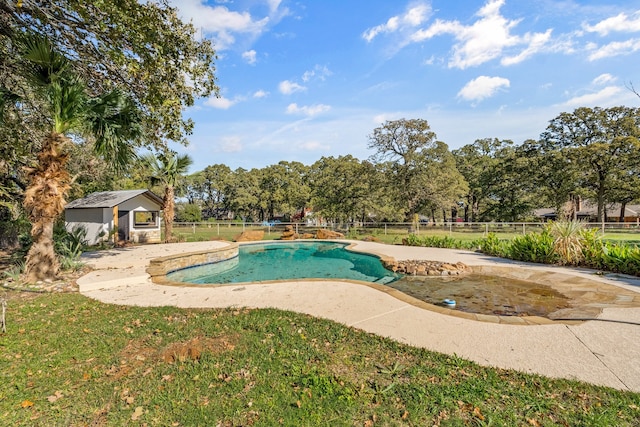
[315, 229, 344, 239]
[234, 230, 265, 242]
[280, 225, 298, 240]
[382, 259, 468, 276]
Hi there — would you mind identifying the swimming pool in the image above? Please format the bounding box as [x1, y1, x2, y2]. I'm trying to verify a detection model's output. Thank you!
[166, 241, 401, 285]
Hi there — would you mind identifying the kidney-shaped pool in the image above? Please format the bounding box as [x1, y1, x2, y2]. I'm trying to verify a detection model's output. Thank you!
[166, 241, 401, 285]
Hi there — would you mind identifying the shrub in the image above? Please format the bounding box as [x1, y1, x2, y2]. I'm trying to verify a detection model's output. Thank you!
[55, 224, 88, 271]
[601, 243, 640, 276]
[403, 234, 474, 250]
[507, 229, 557, 264]
[580, 227, 605, 269]
[549, 220, 585, 265]
[479, 233, 508, 257]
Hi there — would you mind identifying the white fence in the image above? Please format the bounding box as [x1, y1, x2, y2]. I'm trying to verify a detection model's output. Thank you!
[172, 221, 640, 239]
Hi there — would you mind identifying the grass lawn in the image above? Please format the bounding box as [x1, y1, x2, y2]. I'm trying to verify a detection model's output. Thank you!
[1, 291, 639, 426]
[171, 223, 640, 247]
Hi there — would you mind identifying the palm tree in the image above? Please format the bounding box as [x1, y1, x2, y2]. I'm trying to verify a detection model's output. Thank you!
[9, 35, 141, 282]
[142, 152, 193, 243]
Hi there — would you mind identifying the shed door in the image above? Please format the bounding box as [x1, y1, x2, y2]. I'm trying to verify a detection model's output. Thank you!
[118, 210, 130, 241]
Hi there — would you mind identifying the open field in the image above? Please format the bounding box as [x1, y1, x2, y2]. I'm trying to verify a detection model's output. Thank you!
[172, 222, 640, 245]
[1, 291, 639, 426]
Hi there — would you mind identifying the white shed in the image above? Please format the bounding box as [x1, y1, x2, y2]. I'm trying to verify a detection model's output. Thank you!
[65, 190, 163, 245]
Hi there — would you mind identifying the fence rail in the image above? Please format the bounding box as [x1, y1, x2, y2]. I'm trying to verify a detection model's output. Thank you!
[171, 221, 640, 242]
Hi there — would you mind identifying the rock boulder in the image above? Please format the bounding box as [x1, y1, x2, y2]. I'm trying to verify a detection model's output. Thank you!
[315, 229, 345, 239]
[234, 230, 265, 242]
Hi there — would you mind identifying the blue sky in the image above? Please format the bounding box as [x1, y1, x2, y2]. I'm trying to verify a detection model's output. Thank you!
[169, 0, 640, 173]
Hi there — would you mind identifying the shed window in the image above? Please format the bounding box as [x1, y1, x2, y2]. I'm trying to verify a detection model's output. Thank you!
[134, 211, 158, 228]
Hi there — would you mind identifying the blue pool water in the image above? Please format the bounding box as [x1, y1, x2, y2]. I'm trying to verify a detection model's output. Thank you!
[167, 241, 401, 285]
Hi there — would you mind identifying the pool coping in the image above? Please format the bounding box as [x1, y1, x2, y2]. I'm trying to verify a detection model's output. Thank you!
[141, 239, 640, 326]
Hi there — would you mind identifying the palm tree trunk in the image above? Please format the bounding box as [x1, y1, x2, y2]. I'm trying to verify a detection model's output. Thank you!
[163, 185, 175, 243]
[23, 133, 71, 282]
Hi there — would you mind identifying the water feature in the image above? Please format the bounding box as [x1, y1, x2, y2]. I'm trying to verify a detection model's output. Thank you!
[167, 241, 401, 284]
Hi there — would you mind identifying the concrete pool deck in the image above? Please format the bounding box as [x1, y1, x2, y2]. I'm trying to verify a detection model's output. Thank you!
[77, 240, 640, 393]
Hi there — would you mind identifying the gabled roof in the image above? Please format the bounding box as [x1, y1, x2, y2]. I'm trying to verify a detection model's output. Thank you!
[534, 202, 640, 219]
[65, 190, 163, 209]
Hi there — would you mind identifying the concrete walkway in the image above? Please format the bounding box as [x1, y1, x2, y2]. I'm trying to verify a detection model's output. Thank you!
[77, 241, 640, 393]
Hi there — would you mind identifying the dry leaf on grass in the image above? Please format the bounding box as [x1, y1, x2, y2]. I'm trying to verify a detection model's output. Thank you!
[46, 391, 64, 403]
[131, 406, 144, 421]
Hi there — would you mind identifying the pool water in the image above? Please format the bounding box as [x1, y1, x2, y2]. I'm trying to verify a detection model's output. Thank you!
[388, 275, 571, 317]
[167, 241, 401, 284]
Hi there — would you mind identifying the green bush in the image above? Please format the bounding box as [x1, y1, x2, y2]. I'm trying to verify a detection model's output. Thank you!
[507, 229, 557, 264]
[478, 233, 508, 257]
[403, 234, 475, 250]
[601, 243, 640, 276]
[580, 227, 605, 269]
[12, 221, 88, 271]
[404, 222, 640, 277]
[55, 224, 88, 271]
[549, 220, 585, 265]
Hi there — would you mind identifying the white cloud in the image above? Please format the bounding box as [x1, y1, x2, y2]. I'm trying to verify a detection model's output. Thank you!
[299, 141, 330, 151]
[279, 80, 307, 95]
[205, 95, 237, 109]
[372, 112, 406, 126]
[286, 103, 331, 117]
[587, 38, 640, 61]
[560, 86, 623, 108]
[458, 76, 510, 102]
[302, 65, 333, 82]
[583, 12, 640, 36]
[253, 89, 269, 98]
[171, 0, 267, 49]
[409, 0, 552, 69]
[592, 73, 616, 86]
[171, 0, 289, 50]
[242, 50, 257, 65]
[362, 2, 432, 42]
[219, 136, 243, 153]
[501, 29, 553, 66]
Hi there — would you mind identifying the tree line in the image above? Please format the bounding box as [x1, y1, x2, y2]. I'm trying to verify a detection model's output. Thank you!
[171, 110, 640, 225]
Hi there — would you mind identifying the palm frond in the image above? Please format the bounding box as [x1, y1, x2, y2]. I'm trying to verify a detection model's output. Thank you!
[88, 89, 142, 170]
[50, 77, 87, 133]
[144, 152, 193, 186]
[20, 34, 70, 88]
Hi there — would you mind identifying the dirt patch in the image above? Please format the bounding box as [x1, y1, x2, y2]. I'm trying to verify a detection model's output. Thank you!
[103, 334, 239, 381]
[109, 334, 239, 376]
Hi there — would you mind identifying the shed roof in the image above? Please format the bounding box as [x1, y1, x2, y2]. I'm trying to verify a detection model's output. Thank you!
[65, 190, 163, 209]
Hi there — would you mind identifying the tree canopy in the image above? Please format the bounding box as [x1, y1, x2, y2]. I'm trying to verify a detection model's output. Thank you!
[368, 119, 467, 221]
[1, 0, 219, 148]
[538, 106, 640, 222]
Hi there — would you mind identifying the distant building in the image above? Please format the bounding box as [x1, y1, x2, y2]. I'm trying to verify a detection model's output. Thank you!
[534, 199, 640, 223]
[65, 190, 163, 245]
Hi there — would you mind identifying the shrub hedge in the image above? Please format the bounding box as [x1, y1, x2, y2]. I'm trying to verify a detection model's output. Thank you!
[404, 221, 640, 277]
